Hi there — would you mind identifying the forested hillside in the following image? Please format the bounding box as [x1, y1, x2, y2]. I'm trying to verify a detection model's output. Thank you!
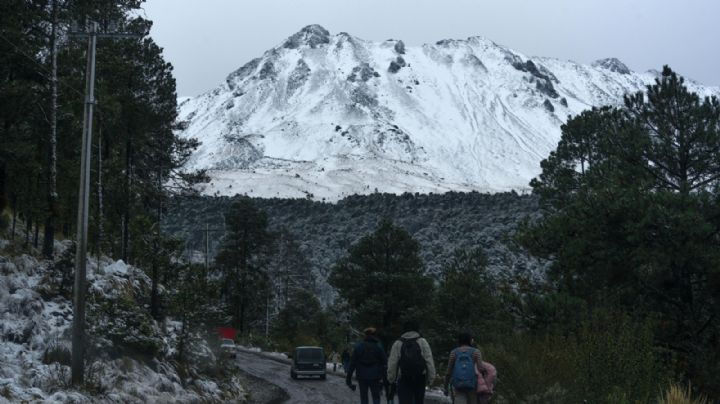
[164, 191, 546, 300]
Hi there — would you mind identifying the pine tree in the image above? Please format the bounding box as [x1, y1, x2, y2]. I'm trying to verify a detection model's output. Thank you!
[434, 248, 508, 350]
[168, 262, 207, 364]
[329, 218, 433, 340]
[520, 66, 720, 393]
[214, 198, 274, 334]
[271, 289, 326, 349]
[267, 228, 315, 307]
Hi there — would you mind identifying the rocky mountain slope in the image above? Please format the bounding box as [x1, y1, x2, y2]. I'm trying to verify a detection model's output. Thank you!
[178, 25, 720, 201]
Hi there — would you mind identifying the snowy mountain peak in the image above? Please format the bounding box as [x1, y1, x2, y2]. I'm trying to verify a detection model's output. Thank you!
[283, 24, 331, 49]
[178, 27, 720, 201]
[592, 57, 632, 74]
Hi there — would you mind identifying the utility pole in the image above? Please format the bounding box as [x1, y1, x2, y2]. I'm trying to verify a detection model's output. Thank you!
[71, 20, 97, 386]
[69, 20, 141, 386]
[197, 224, 223, 285]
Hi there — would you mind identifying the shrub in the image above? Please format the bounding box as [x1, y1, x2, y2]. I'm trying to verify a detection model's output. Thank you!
[482, 310, 665, 403]
[42, 343, 72, 366]
[44, 363, 71, 392]
[83, 361, 107, 395]
[0, 212, 9, 232]
[571, 310, 663, 402]
[87, 293, 164, 359]
[659, 384, 709, 404]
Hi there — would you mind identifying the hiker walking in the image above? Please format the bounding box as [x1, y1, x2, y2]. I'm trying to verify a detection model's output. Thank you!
[443, 332, 484, 404]
[387, 321, 436, 404]
[346, 327, 388, 404]
[342, 347, 351, 373]
[331, 351, 341, 372]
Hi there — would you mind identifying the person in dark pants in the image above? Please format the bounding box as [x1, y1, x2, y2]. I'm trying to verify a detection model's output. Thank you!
[387, 321, 437, 404]
[346, 327, 387, 404]
[342, 348, 351, 373]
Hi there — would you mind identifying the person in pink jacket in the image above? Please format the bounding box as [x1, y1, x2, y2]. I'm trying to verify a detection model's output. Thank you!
[475, 360, 496, 404]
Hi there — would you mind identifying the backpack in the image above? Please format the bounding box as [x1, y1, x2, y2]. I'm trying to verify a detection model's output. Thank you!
[451, 348, 477, 391]
[476, 361, 497, 395]
[358, 341, 381, 366]
[398, 337, 426, 378]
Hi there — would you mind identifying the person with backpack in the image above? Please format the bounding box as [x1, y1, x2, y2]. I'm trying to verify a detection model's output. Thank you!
[443, 332, 484, 404]
[346, 327, 388, 404]
[387, 321, 436, 404]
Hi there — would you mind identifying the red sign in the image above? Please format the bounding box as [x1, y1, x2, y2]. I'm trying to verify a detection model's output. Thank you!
[216, 327, 236, 340]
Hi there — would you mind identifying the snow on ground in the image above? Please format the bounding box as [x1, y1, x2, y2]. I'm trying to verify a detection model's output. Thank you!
[0, 239, 245, 403]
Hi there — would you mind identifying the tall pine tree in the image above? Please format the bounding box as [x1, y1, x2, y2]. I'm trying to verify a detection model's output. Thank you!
[329, 219, 433, 341]
[520, 66, 720, 394]
[214, 198, 274, 334]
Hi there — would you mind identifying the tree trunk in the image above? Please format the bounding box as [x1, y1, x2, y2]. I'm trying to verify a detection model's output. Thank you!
[0, 160, 6, 212]
[96, 129, 103, 257]
[11, 195, 17, 239]
[150, 159, 163, 319]
[150, 259, 160, 318]
[25, 215, 31, 248]
[43, 0, 59, 259]
[33, 217, 39, 248]
[122, 138, 132, 262]
[150, 238, 160, 319]
[178, 309, 186, 364]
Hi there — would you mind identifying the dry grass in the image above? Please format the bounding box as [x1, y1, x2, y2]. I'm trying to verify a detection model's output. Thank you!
[659, 384, 709, 404]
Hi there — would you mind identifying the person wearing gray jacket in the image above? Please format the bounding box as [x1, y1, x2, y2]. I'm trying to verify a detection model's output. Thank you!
[387, 321, 436, 404]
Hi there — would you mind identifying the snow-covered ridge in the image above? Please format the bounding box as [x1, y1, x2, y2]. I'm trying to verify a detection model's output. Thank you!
[178, 24, 720, 201]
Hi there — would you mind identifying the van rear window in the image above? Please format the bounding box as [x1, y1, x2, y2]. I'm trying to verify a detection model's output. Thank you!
[297, 349, 323, 362]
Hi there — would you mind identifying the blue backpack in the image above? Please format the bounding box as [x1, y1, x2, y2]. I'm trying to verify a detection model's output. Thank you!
[451, 348, 477, 391]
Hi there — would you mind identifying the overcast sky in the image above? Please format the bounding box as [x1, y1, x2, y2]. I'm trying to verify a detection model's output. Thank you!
[142, 0, 720, 97]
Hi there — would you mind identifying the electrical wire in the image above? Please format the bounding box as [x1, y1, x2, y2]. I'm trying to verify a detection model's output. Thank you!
[0, 30, 86, 99]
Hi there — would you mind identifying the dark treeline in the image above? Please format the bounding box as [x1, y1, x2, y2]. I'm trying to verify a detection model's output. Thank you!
[0, 0, 205, 262]
[164, 191, 544, 301]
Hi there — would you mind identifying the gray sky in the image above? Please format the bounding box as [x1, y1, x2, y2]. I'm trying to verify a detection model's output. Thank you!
[142, 0, 720, 97]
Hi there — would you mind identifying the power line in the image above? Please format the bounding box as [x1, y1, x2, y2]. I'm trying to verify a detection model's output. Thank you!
[0, 31, 86, 99]
[0, 30, 152, 135]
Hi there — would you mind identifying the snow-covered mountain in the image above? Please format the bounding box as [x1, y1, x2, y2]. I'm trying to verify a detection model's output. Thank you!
[178, 25, 720, 201]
